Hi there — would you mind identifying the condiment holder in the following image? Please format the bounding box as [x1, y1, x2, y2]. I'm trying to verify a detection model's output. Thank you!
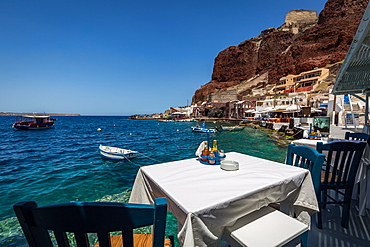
[199, 150, 226, 165]
[198, 139, 226, 165]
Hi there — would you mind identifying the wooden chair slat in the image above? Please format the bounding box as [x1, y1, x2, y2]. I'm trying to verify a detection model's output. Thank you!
[54, 231, 70, 247]
[13, 198, 171, 247]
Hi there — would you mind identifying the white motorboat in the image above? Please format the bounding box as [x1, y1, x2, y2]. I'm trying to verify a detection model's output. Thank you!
[191, 123, 217, 133]
[99, 144, 138, 160]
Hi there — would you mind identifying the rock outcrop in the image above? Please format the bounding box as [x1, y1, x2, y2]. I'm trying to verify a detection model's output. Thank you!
[192, 0, 369, 104]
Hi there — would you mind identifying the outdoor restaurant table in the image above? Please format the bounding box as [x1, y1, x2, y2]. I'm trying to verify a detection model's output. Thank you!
[129, 152, 319, 246]
[292, 138, 370, 216]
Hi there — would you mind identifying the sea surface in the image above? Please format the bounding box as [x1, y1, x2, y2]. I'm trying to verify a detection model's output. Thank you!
[0, 116, 288, 246]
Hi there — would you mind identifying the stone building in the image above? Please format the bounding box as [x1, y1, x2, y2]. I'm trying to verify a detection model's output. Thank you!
[281, 9, 318, 34]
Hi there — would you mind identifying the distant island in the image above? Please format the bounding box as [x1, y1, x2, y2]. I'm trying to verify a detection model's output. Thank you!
[0, 112, 81, 116]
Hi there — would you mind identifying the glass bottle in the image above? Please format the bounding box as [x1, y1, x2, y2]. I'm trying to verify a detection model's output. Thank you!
[317, 130, 322, 139]
[219, 150, 225, 161]
[201, 141, 210, 162]
[208, 151, 216, 164]
[212, 140, 218, 151]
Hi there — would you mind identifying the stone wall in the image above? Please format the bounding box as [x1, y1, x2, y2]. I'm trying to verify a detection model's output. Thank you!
[207, 73, 269, 103]
[208, 89, 238, 103]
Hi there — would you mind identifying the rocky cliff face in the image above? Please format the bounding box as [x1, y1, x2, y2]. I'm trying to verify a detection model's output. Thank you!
[192, 0, 369, 104]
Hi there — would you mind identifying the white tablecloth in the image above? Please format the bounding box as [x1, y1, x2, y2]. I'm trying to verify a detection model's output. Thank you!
[129, 152, 319, 246]
[292, 138, 370, 216]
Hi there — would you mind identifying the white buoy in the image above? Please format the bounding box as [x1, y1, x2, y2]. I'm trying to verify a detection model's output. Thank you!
[97, 128, 102, 132]
[130, 133, 132, 135]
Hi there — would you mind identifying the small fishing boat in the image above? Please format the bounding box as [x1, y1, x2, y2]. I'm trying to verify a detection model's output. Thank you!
[191, 123, 217, 133]
[12, 115, 55, 130]
[221, 125, 245, 131]
[99, 144, 138, 160]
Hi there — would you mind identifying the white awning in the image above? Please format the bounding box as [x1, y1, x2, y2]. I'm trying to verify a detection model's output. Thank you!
[285, 105, 301, 111]
[311, 108, 322, 113]
[245, 109, 256, 113]
[332, 2, 370, 95]
[261, 107, 275, 113]
[24, 115, 50, 118]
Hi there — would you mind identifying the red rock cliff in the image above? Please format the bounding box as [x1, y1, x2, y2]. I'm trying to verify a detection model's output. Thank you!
[192, 0, 369, 104]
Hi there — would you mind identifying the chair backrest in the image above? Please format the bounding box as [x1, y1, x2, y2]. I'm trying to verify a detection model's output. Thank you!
[344, 132, 370, 141]
[316, 141, 366, 189]
[286, 144, 326, 195]
[13, 198, 168, 247]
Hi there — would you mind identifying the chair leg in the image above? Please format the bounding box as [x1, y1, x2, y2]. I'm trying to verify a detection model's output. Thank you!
[316, 211, 323, 229]
[321, 190, 327, 209]
[316, 191, 323, 229]
[301, 231, 308, 247]
[341, 205, 350, 228]
[341, 194, 352, 228]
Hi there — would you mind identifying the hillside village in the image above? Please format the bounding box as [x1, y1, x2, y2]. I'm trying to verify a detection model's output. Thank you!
[158, 63, 365, 127]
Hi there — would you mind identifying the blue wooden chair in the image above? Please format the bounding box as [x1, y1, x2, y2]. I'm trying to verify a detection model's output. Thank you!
[344, 132, 370, 141]
[285, 144, 326, 247]
[316, 141, 366, 229]
[286, 144, 326, 197]
[13, 198, 172, 247]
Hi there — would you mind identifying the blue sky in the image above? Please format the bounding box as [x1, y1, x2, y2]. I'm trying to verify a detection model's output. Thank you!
[0, 0, 327, 116]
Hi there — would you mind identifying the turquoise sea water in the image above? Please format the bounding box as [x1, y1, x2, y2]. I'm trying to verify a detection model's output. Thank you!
[0, 116, 288, 246]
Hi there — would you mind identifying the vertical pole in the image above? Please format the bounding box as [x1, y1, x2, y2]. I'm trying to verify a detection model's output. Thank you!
[344, 95, 348, 128]
[332, 95, 337, 126]
[366, 93, 369, 125]
[348, 94, 357, 129]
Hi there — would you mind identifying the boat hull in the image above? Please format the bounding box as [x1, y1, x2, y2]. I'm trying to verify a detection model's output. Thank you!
[221, 126, 245, 131]
[12, 123, 54, 130]
[99, 145, 138, 160]
[191, 127, 217, 133]
[12, 115, 55, 130]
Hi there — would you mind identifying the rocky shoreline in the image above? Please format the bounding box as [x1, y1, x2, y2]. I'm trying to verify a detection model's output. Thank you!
[192, 117, 302, 146]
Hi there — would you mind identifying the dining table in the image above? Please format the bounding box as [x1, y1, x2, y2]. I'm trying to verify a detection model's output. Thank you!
[129, 152, 319, 246]
[292, 138, 370, 216]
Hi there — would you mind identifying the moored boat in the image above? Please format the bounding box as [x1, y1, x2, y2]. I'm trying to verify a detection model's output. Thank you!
[221, 125, 245, 131]
[12, 115, 55, 130]
[99, 144, 138, 160]
[191, 123, 217, 133]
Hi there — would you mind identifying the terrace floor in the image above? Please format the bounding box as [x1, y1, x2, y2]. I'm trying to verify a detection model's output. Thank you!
[307, 199, 370, 247]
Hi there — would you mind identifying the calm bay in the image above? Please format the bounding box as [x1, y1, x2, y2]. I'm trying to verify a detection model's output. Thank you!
[0, 116, 288, 246]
